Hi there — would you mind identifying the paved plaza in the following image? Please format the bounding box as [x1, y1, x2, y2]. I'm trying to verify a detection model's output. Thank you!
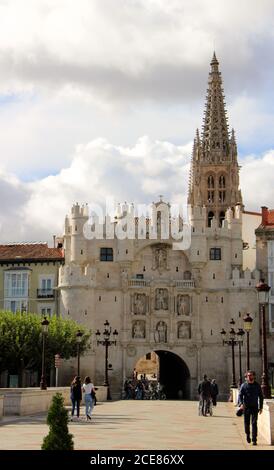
[0, 400, 273, 450]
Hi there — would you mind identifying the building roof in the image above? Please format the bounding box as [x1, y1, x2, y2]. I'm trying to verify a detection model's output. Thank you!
[0, 243, 64, 262]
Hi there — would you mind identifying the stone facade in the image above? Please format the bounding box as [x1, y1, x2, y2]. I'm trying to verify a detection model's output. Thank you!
[57, 55, 263, 399]
[256, 207, 274, 385]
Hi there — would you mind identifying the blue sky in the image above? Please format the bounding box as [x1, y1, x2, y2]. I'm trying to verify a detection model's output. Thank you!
[0, 0, 273, 242]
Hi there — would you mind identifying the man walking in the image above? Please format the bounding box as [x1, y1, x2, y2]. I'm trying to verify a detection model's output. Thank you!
[198, 374, 212, 416]
[238, 371, 263, 445]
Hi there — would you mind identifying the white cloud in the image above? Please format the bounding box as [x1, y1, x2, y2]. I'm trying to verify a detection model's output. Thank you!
[0, 137, 273, 243]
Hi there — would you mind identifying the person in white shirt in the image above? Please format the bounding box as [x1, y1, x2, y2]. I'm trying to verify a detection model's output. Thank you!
[82, 376, 95, 421]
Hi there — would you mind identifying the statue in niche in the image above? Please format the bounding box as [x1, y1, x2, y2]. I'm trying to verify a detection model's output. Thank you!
[132, 321, 145, 339]
[177, 295, 190, 316]
[155, 288, 168, 310]
[133, 293, 146, 315]
[154, 321, 167, 343]
[178, 322, 191, 339]
[152, 246, 168, 273]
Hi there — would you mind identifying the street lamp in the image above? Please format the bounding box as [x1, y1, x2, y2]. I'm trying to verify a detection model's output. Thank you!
[236, 328, 245, 386]
[95, 320, 118, 400]
[256, 279, 271, 399]
[76, 330, 83, 377]
[243, 313, 253, 370]
[220, 318, 237, 389]
[40, 316, 49, 390]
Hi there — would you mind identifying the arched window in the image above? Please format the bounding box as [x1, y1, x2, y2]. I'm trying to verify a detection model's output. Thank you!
[219, 175, 226, 188]
[219, 211, 225, 227]
[208, 211, 214, 227]
[207, 175, 215, 188]
[183, 271, 192, 280]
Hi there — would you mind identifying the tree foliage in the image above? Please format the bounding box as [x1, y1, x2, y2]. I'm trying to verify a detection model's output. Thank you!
[42, 393, 74, 450]
[0, 311, 91, 374]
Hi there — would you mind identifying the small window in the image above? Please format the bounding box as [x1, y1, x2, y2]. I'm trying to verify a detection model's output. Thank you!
[210, 248, 221, 260]
[213, 273, 215, 279]
[99, 296, 101, 301]
[143, 266, 146, 272]
[100, 247, 113, 262]
[205, 297, 208, 302]
[176, 267, 179, 272]
[107, 273, 110, 278]
[80, 249, 83, 255]
[136, 274, 144, 279]
[146, 353, 151, 360]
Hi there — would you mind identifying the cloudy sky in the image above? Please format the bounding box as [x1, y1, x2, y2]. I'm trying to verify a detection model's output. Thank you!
[0, 0, 274, 243]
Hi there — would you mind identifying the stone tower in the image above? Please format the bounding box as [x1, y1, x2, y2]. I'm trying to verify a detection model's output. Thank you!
[188, 53, 242, 228]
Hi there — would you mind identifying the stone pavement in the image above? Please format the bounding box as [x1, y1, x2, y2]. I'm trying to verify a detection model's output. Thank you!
[0, 400, 273, 450]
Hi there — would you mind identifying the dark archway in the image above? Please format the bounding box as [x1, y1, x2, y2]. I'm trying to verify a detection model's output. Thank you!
[155, 350, 190, 399]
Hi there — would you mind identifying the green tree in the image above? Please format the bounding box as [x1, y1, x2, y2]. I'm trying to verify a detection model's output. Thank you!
[42, 393, 74, 450]
[0, 311, 91, 379]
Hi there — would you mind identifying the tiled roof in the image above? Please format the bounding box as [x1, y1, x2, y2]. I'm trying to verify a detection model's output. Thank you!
[0, 243, 64, 261]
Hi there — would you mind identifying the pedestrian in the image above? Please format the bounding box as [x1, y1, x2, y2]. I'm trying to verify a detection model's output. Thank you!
[82, 376, 95, 421]
[210, 379, 219, 406]
[198, 374, 212, 416]
[238, 370, 263, 445]
[70, 376, 82, 420]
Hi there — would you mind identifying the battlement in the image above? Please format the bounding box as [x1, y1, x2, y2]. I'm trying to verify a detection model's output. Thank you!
[230, 267, 260, 288]
[71, 203, 89, 218]
[59, 263, 96, 288]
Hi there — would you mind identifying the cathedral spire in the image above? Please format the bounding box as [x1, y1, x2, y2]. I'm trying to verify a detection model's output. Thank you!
[202, 52, 229, 163]
[188, 54, 242, 222]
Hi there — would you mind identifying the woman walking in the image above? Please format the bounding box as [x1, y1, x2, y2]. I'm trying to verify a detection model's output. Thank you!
[83, 376, 95, 421]
[70, 376, 82, 420]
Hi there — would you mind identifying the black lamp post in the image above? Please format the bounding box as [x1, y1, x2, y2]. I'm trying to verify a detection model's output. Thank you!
[236, 328, 245, 386]
[220, 318, 238, 389]
[40, 316, 49, 390]
[256, 279, 271, 399]
[243, 313, 253, 371]
[95, 320, 118, 400]
[76, 330, 83, 377]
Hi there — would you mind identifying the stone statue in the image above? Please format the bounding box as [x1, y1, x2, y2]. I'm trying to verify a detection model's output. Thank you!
[132, 321, 145, 339]
[133, 293, 146, 315]
[152, 246, 168, 272]
[177, 295, 190, 316]
[155, 321, 167, 343]
[178, 322, 191, 339]
[155, 288, 168, 310]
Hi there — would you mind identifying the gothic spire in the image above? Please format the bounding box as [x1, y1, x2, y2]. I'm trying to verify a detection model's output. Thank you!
[201, 52, 230, 162]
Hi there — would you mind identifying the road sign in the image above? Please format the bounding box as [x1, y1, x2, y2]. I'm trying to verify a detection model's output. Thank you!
[54, 354, 62, 368]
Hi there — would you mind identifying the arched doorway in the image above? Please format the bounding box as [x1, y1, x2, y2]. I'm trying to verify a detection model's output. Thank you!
[134, 350, 190, 399]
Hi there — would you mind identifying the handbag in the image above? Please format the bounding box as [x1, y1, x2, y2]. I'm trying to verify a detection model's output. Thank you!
[236, 407, 243, 417]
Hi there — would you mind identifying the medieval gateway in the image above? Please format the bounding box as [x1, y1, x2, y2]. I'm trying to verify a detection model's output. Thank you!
[57, 54, 261, 399]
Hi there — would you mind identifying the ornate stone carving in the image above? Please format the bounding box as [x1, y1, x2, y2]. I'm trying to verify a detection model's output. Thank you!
[132, 320, 145, 339]
[121, 269, 128, 291]
[155, 288, 168, 310]
[132, 293, 147, 315]
[178, 321, 191, 339]
[126, 345, 136, 357]
[152, 245, 169, 273]
[154, 321, 167, 343]
[177, 295, 190, 315]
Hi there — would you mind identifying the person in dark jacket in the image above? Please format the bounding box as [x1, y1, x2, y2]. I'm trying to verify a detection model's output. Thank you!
[238, 371, 263, 445]
[70, 376, 82, 420]
[210, 379, 219, 406]
[198, 374, 212, 416]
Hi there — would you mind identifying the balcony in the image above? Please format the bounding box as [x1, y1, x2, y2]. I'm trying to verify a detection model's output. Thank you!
[128, 279, 149, 288]
[37, 289, 55, 299]
[175, 280, 195, 289]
